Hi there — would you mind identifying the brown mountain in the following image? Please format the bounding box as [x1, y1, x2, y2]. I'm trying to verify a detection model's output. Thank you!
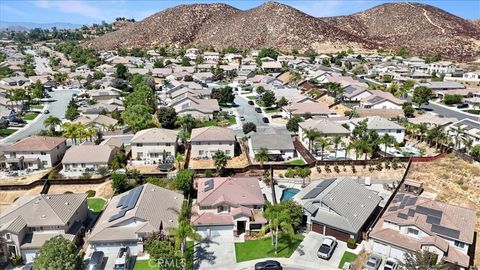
[84, 2, 480, 61]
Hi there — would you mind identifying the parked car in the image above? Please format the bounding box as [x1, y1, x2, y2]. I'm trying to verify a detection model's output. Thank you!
[248, 100, 255, 105]
[457, 103, 468, 109]
[364, 254, 382, 270]
[240, 116, 245, 121]
[255, 107, 262, 113]
[317, 236, 337, 260]
[43, 110, 49, 114]
[21, 263, 33, 270]
[113, 247, 131, 270]
[254, 260, 282, 270]
[262, 117, 269, 123]
[383, 258, 398, 270]
[87, 251, 104, 270]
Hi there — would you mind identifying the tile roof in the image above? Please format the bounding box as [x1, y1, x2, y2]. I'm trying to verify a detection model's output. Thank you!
[130, 128, 178, 143]
[284, 102, 333, 115]
[5, 136, 66, 152]
[250, 130, 295, 151]
[299, 118, 350, 135]
[351, 116, 404, 130]
[196, 177, 264, 207]
[190, 126, 235, 142]
[62, 145, 116, 164]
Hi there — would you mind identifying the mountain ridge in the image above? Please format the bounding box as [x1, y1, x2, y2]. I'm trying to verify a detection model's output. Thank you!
[83, 1, 480, 61]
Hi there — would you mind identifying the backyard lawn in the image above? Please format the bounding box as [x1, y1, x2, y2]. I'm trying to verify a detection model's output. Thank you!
[22, 112, 39, 121]
[0, 128, 16, 136]
[287, 159, 306, 165]
[246, 95, 256, 100]
[235, 234, 304, 262]
[87, 198, 106, 213]
[338, 251, 357, 268]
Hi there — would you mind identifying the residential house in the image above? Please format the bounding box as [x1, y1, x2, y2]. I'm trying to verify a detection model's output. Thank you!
[0, 193, 88, 263]
[62, 144, 117, 175]
[418, 81, 465, 91]
[203, 52, 220, 62]
[75, 65, 90, 73]
[3, 136, 67, 171]
[293, 177, 381, 242]
[261, 61, 282, 73]
[428, 61, 456, 75]
[192, 177, 267, 237]
[403, 57, 426, 66]
[73, 115, 119, 131]
[461, 71, 480, 82]
[448, 119, 480, 149]
[170, 93, 219, 120]
[130, 128, 178, 163]
[88, 183, 184, 255]
[348, 116, 405, 143]
[248, 128, 296, 161]
[359, 90, 405, 110]
[298, 119, 351, 151]
[282, 101, 335, 118]
[185, 48, 199, 60]
[369, 193, 476, 269]
[192, 72, 214, 84]
[224, 53, 242, 63]
[407, 115, 457, 128]
[190, 126, 236, 159]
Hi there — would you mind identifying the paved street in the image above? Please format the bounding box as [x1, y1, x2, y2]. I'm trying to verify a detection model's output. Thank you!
[1, 89, 78, 145]
[405, 95, 480, 121]
[26, 49, 53, 75]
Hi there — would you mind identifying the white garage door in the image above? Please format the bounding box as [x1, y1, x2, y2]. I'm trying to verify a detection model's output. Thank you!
[390, 246, 406, 261]
[92, 242, 140, 256]
[372, 241, 389, 256]
[24, 251, 37, 264]
[196, 225, 233, 238]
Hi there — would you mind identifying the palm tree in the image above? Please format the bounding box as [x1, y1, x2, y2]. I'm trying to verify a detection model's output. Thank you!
[354, 140, 372, 164]
[314, 137, 331, 161]
[169, 220, 201, 255]
[331, 135, 343, 159]
[43, 116, 61, 134]
[303, 128, 321, 153]
[62, 122, 78, 144]
[85, 127, 96, 142]
[344, 142, 352, 160]
[255, 147, 269, 167]
[260, 201, 295, 254]
[463, 137, 474, 152]
[212, 151, 229, 175]
[453, 126, 465, 149]
[381, 134, 395, 155]
[417, 123, 428, 142]
[175, 153, 184, 170]
[175, 115, 198, 133]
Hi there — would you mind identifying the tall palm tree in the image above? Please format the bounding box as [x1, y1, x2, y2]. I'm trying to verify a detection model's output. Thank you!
[355, 140, 372, 164]
[417, 123, 428, 142]
[331, 135, 343, 159]
[62, 123, 78, 144]
[43, 116, 61, 134]
[255, 147, 269, 168]
[463, 137, 474, 152]
[453, 126, 465, 149]
[169, 201, 201, 255]
[381, 134, 395, 155]
[175, 153, 184, 170]
[314, 137, 331, 161]
[303, 128, 321, 153]
[260, 201, 295, 254]
[344, 142, 352, 160]
[212, 150, 229, 175]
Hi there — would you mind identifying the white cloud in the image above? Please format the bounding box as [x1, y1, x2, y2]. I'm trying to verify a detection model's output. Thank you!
[34, 0, 105, 20]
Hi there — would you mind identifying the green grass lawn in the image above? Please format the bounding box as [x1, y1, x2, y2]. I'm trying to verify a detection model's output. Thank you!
[0, 128, 16, 136]
[87, 198, 106, 213]
[246, 95, 257, 100]
[288, 159, 306, 165]
[467, 109, 480, 115]
[338, 251, 357, 268]
[265, 107, 281, 113]
[22, 112, 39, 121]
[235, 234, 304, 262]
[134, 241, 194, 270]
[31, 104, 44, 109]
[227, 116, 236, 125]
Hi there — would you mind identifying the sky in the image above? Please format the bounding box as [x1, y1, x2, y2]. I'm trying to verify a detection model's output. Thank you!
[0, 0, 479, 25]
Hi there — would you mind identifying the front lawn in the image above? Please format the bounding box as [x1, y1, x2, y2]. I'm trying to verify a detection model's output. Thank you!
[235, 234, 304, 262]
[31, 104, 44, 109]
[265, 107, 281, 113]
[87, 198, 106, 213]
[467, 109, 480, 115]
[338, 251, 357, 268]
[0, 128, 16, 136]
[22, 112, 39, 121]
[246, 95, 257, 100]
[227, 116, 236, 125]
[288, 159, 306, 165]
[134, 241, 194, 270]
[201, 116, 236, 127]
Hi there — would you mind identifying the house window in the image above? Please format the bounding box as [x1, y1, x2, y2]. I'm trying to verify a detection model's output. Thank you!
[166, 143, 171, 146]
[137, 143, 143, 147]
[408, 228, 419, 236]
[397, 130, 402, 133]
[225, 150, 230, 155]
[81, 163, 86, 168]
[454, 241, 465, 249]
[5, 233, 11, 240]
[42, 161, 47, 166]
[217, 206, 226, 212]
[41, 152, 46, 155]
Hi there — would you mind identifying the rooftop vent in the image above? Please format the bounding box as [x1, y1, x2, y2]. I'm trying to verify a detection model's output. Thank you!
[65, 202, 69, 205]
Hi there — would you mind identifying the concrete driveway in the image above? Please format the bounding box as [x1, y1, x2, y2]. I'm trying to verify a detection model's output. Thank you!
[194, 236, 236, 270]
[290, 232, 351, 270]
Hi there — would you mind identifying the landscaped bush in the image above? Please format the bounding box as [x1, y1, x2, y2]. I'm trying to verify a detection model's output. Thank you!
[347, 238, 357, 249]
[443, 94, 463, 105]
[10, 256, 22, 266]
[333, 165, 340, 173]
[351, 165, 356, 173]
[204, 169, 213, 177]
[80, 173, 92, 179]
[376, 163, 383, 171]
[86, 190, 96, 198]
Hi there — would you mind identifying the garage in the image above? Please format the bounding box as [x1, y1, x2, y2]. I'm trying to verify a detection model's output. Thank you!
[196, 225, 233, 238]
[311, 223, 325, 234]
[390, 246, 406, 260]
[91, 242, 140, 256]
[23, 250, 37, 264]
[325, 226, 351, 242]
[373, 241, 389, 256]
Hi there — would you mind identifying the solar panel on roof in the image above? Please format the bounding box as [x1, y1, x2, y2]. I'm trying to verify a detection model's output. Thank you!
[415, 205, 443, 218]
[204, 179, 214, 192]
[397, 212, 408, 219]
[109, 186, 144, 222]
[406, 197, 418, 206]
[388, 206, 398, 212]
[408, 209, 416, 217]
[431, 224, 460, 239]
[302, 178, 335, 200]
[426, 215, 441, 225]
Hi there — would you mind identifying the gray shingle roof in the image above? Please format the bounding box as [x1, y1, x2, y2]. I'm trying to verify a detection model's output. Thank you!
[250, 129, 294, 151]
[130, 128, 178, 143]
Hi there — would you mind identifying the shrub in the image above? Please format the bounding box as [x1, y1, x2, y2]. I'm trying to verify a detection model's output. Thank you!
[351, 165, 356, 173]
[368, 165, 374, 172]
[204, 169, 213, 177]
[48, 170, 62, 180]
[324, 164, 331, 173]
[347, 238, 357, 249]
[278, 173, 284, 178]
[316, 166, 322, 173]
[10, 256, 23, 266]
[443, 94, 463, 105]
[86, 190, 96, 197]
[285, 168, 295, 178]
[242, 122, 256, 134]
[376, 163, 383, 171]
[80, 172, 92, 179]
[146, 177, 168, 188]
[343, 166, 347, 172]
[334, 165, 340, 173]
[96, 166, 109, 176]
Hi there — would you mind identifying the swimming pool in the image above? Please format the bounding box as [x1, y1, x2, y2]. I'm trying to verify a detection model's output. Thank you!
[280, 188, 300, 201]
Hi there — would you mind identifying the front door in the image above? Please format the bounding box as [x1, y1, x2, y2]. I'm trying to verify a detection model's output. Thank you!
[237, 221, 246, 235]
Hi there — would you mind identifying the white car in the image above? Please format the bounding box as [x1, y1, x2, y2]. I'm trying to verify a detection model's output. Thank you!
[317, 236, 337, 260]
[383, 258, 398, 270]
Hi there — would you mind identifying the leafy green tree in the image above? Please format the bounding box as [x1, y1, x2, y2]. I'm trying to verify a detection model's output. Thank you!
[157, 107, 177, 129]
[286, 115, 303, 133]
[216, 86, 235, 104]
[121, 104, 152, 132]
[256, 85, 266, 95]
[396, 47, 409, 58]
[257, 47, 279, 60]
[181, 57, 191, 66]
[469, 144, 480, 162]
[111, 172, 129, 193]
[111, 146, 127, 170]
[413, 86, 433, 108]
[175, 115, 198, 133]
[124, 83, 156, 112]
[242, 122, 256, 134]
[402, 102, 415, 117]
[401, 250, 445, 270]
[443, 94, 462, 105]
[174, 169, 195, 194]
[43, 116, 61, 134]
[114, 63, 128, 79]
[213, 151, 229, 176]
[276, 96, 289, 108]
[144, 233, 175, 260]
[33, 236, 83, 270]
[93, 71, 105, 80]
[65, 106, 79, 121]
[153, 59, 164, 68]
[261, 90, 276, 108]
